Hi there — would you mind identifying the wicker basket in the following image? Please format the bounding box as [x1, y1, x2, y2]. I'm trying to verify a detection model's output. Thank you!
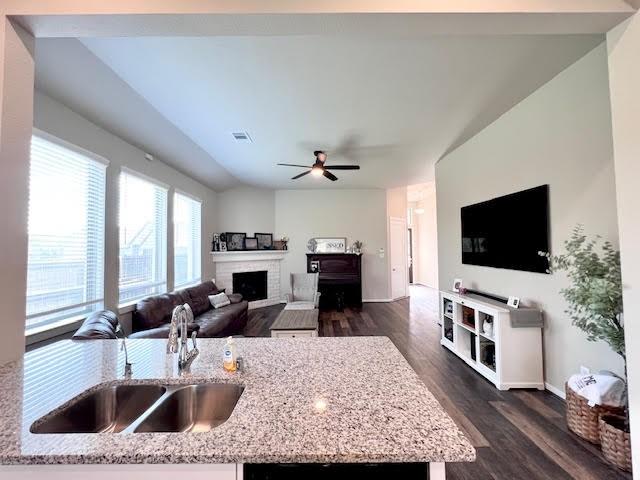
[565, 383, 625, 444]
[600, 415, 632, 472]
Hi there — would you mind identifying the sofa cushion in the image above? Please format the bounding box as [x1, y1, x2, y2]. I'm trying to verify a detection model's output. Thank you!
[184, 281, 219, 317]
[133, 291, 187, 332]
[194, 300, 248, 337]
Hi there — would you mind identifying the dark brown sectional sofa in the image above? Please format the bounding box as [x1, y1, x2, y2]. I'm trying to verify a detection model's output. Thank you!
[130, 281, 248, 338]
[73, 281, 248, 340]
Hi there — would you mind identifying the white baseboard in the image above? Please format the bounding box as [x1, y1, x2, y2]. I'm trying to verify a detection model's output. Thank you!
[363, 298, 393, 303]
[545, 382, 566, 399]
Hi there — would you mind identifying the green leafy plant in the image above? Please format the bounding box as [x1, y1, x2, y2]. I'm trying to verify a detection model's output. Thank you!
[540, 225, 627, 429]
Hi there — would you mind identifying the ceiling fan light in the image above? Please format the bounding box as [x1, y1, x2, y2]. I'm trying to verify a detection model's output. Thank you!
[311, 166, 324, 177]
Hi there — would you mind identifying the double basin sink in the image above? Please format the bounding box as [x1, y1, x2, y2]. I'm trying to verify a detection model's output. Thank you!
[30, 383, 244, 434]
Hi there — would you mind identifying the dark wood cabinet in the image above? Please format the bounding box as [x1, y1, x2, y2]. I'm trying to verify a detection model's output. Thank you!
[306, 253, 362, 310]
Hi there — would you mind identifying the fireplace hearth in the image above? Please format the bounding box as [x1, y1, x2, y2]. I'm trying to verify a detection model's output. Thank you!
[233, 271, 268, 302]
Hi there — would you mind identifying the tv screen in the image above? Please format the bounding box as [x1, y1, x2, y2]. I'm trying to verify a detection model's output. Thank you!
[461, 185, 550, 273]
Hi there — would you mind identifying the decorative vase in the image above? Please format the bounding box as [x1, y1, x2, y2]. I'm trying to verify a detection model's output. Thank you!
[599, 414, 632, 472]
[482, 320, 493, 337]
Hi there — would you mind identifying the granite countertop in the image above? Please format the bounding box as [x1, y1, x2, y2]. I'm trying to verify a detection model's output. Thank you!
[0, 337, 475, 465]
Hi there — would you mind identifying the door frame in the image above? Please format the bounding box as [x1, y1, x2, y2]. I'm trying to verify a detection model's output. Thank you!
[388, 216, 408, 300]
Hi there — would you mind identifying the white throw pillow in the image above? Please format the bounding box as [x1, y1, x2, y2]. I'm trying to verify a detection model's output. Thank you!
[209, 292, 231, 309]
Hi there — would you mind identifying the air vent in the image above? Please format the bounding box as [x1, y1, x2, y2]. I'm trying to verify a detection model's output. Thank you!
[231, 132, 252, 143]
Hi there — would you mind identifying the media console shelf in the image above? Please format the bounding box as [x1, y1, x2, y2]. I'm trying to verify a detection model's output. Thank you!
[440, 290, 544, 391]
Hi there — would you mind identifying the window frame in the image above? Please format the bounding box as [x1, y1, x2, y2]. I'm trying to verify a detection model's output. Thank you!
[173, 189, 203, 289]
[25, 129, 109, 337]
[117, 167, 169, 306]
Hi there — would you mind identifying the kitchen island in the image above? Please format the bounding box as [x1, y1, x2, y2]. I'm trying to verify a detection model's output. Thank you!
[0, 337, 475, 478]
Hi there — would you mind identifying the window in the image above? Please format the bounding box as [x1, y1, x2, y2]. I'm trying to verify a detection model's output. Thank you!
[26, 133, 107, 331]
[174, 192, 202, 288]
[118, 170, 168, 304]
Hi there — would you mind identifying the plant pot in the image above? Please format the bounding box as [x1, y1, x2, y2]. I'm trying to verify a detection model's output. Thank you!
[599, 414, 632, 472]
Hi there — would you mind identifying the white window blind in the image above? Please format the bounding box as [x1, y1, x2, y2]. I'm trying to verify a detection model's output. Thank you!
[26, 134, 107, 331]
[119, 170, 168, 303]
[174, 192, 202, 288]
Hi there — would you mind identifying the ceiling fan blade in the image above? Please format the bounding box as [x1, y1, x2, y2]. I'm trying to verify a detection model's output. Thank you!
[278, 163, 311, 168]
[323, 170, 338, 181]
[324, 165, 360, 170]
[292, 170, 311, 180]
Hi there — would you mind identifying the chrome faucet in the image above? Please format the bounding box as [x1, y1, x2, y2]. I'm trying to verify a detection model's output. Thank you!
[115, 322, 132, 377]
[167, 304, 199, 370]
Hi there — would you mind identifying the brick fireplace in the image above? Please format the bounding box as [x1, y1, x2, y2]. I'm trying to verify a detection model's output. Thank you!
[210, 251, 288, 309]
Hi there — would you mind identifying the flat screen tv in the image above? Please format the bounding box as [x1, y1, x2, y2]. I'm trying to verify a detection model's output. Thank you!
[461, 185, 550, 273]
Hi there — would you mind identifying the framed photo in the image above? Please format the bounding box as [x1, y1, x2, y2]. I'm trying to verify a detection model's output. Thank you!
[314, 237, 347, 253]
[309, 260, 320, 273]
[255, 233, 273, 250]
[507, 296, 520, 308]
[226, 232, 246, 251]
[244, 237, 258, 250]
[452, 278, 463, 293]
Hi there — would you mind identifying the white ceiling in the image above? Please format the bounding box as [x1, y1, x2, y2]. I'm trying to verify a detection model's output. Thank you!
[35, 31, 604, 191]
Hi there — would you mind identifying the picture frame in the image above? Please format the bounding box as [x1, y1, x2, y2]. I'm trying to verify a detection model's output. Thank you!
[452, 278, 463, 293]
[255, 232, 273, 250]
[309, 260, 320, 273]
[507, 296, 520, 308]
[226, 232, 246, 251]
[244, 237, 258, 250]
[314, 237, 347, 253]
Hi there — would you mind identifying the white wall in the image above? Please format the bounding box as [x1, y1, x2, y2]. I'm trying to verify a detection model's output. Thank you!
[33, 91, 218, 332]
[275, 189, 389, 301]
[436, 43, 623, 394]
[0, 20, 34, 364]
[410, 183, 439, 289]
[216, 187, 275, 235]
[607, 11, 640, 473]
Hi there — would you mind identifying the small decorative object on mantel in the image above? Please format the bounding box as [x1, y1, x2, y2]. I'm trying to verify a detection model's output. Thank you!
[219, 233, 227, 252]
[307, 238, 318, 253]
[281, 236, 289, 250]
[255, 233, 273, 250]
[212, 233, 220, 252]
[352, 240, 363, 254]
[452, 278, 463, 293]
[226, 232, 246, 251]
[244, 237, 258, 250]
[541, 225, 629, 471]
[314, 237, 347, 253]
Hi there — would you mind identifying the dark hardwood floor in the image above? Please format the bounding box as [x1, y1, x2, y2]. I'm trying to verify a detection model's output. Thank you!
[244, 285, 632, 480]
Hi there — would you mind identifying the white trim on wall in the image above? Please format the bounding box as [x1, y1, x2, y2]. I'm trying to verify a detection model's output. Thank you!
[545, 382, 566, 399]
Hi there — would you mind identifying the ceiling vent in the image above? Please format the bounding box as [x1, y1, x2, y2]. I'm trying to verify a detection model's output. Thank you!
[231, 131, 252, 143]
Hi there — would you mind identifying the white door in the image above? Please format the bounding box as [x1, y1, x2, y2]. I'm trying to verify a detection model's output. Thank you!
[390, 217, 408, 300]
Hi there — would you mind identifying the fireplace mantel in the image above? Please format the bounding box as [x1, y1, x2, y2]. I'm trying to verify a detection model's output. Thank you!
[210, 250, 288, 263]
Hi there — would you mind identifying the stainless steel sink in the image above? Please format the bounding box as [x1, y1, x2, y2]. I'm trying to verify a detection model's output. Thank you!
[30, 383, 244, 434]
[134, 384, 244, 433]
[30, 384, 166, 434]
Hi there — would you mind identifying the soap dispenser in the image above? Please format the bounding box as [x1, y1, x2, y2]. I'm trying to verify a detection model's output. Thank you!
[223, 336, 238, 372]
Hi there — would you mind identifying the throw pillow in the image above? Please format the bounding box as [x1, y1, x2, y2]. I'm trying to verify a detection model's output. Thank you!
[209, 292, 231, 309]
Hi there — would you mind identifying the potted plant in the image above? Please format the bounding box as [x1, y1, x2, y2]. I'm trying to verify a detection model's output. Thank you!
[540, 226, 630, 471]
[353, 240, 364, 254]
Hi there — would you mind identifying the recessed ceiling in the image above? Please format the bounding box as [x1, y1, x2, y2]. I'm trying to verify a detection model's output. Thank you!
[35, 29, 604, 191]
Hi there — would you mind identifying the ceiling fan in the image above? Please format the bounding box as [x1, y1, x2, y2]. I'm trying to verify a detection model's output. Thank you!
[277, 150, 360, 181]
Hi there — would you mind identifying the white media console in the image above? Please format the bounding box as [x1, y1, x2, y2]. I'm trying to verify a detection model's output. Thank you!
[440, 290, 544, 390]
